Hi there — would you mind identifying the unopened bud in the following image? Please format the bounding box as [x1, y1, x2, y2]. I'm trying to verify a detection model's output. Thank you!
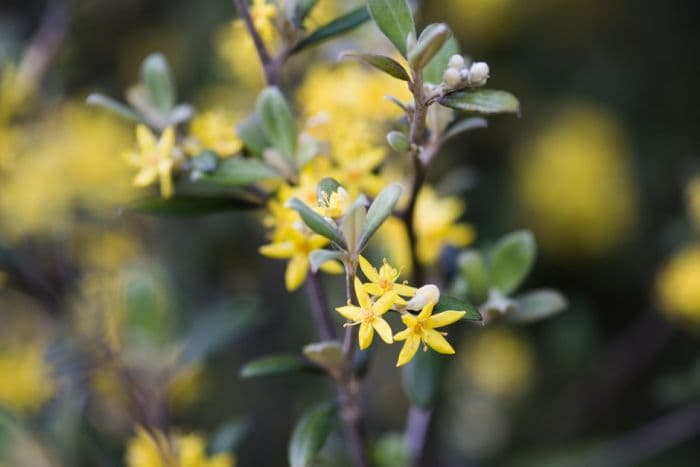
[443, 67, 462, 89]
[406, 284, 441, 310]
[469, 62, 490, 86]
[448, 54, 465, 70]
[387, 131, 410, 152]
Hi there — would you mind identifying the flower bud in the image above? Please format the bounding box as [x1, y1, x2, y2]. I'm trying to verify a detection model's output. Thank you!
[469, 62, 490, 86]
[387, 131, 410, 152]
[448, 54, 465, 70]
[406, 284, 441, 310]
[443, 67, 462, 89]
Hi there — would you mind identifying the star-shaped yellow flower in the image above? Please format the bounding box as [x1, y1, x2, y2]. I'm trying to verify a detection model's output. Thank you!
[125, 125, 176, 198]
[336, 278, 397, 350]
[359, 256, 416, 305]
[259, 225, 342, 291]
[394, 302, 465, 367]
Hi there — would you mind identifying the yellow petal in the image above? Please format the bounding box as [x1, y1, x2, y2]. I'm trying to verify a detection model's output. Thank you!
[336, 305, 362, 321]
[320, 260, 344, 274]
[422, 329, 455, 354]
[372, 317, 393, 344]
[354, 277, 371, 310]
[396, 333, 421, 367]
[133, 167, 158, 187]
[136, 124, 156, 151]
[285, 254, 308, 291]
[401, 313, 418, 327]
[417, 237, 440, 266]
[259, 241, 295, 259]
[159, 170, 174, 198]
[158, 126, 175, 154]
[394, 283, 417, 297]
[417, 302, 435, 320]
[363, 283, 385, 297]
[394, 328, 411, 341]
[446, 224, 476, 248]
[358, 321, 374, 350]
[359, 255, 381, 283]
[426, 310, 466, 329]
[309, 234, 330, 250]
[372, 291, 397, 315]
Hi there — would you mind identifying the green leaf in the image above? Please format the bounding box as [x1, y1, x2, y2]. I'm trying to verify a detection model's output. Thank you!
[435, 294, 482, 322]
[458, 250, 490, 305]
[408, 23, 452, 71]
[341, 53, 410, 81]
[140, 53, 175, 114]
[342, 198, 368, 253]
[240, 355, 316, 378]
[86, 93, 141, 122]
[293, 0, 319, 25]
[288, 198, 347, 248]
[201, 158, 279, 186]
[292, 6, 371, 54]
[288, 403, 336, 467]
[401, 347, 443, 408]
[237, 114, 270, 156]
[423, 37, 459, 85]
[210, 419, 248, 454]
[443, 117, 488, 142]
[302, 341, 343, 370]
[358, 183, 402, 250]
[440, 90, 521, 115]
[309, 250, 345, 273]
[367, 0, 416, 56]
[509, 289, 567, 324]
[256, 87, 298, 162]
[316, 177, 342, 201]
[489, 230, 536, 295]
[128, 195, 261, 216]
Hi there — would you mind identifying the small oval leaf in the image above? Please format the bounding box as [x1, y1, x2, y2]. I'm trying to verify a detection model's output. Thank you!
[435, 294, 482, 322]
[489, 230, 536, 295]
[86, 93, 141, 122]
[423, 37, 460, 85]
[201, 158, 279, 186]
[309, 250, 345, 273]
[359, 183, 402, 250]
[440, 90, 521, 115]
[128, 195, 261, 216]
[408, 23, 452, 71]
[341, 52, 410, 81]
[367, 0, 416, 56]
[289, 403, 337, 467]
[288, 198, 347, 248]
[240, 355, 315, 378]
[292, 7, 371, 54]
[509, 289, 567, 324]
[457, 250, 490, 305]
[140, 52, 175, 114]
[257, 87, 298, 162]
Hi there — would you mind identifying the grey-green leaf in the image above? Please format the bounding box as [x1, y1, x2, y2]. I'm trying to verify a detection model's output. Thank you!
[367, 0, 416, 56]
[201, 158, 279, 186]
[86, 93, 141, 122]
[140, 53, 175, 115]
[440, 90, 521, 115]
[289, 403, 336, 467]
[458, 250, 489, 305]
[292, 6, 371, 54]
[423, 37, 459, 84]
[240, 355, 316, 378]
[341, 53, 410, 81]
[309, 250, 345, 273]
[288, 198, 347, 248]
[509, 289, 567, 324]
[408, 23, 452, 71]
[358, 183, 402, 250]
[342, 198, 368, 253]
[237, 113, 270, 156]
[435, 294, 482, 322]
[401, 348, 443, 408]
[489, 230, 536, 295]
[256, 87, 298, 162]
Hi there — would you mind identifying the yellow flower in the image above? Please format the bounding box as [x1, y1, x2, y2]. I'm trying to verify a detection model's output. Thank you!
[259, 225, 342, 291]
[656, 244, 700, 325]
[332, 144, 387, 198]
[186, 111, 242, 157]
[126, 125, 177, 198]
[0, 63, 35, 125]
[514, 104, 637, 258]
[215, 21, 265, 89]
[414, 186, 475, 265]
[394, 302, 465, 367]
[250, 0, 277, 44]
[315, 186, 351, 218]
[126, 427, 234, 467]
[336, 278, 397, 350]
[688, 176, 700, 233]
[358, 256, 415, 305]
[0, 341, 55, 412]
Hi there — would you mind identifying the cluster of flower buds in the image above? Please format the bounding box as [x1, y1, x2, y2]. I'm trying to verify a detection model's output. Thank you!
[442, 54, 490, 90]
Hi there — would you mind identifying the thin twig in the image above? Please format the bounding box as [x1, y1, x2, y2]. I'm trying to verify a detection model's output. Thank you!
[305, 272, 337, 340]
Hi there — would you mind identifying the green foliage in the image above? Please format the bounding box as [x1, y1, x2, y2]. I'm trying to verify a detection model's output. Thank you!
[341, 53, 410, 81]
[408, 23, 452, 71]
[257, 87, 298, 163]
[240, 355, 317, 378]
[489, 230, 536, 295]
[435, 294, 482, 322]
[141, 52, 175, 115]
[510, 289, 567, 324]
[367, 0, 416, 56]
[440, 90, 521, 115]
[129, 195, 261, 216]
[292, 7, 371, 54]
[423, 37, 460, 85]
[358, 183, 402, 250]
[288, 403, 337, 467]
[201, 158, 280, 186]
[288, 198, 347, 248]
[401, 347, 444, 408]
[86, 93, 141, 122]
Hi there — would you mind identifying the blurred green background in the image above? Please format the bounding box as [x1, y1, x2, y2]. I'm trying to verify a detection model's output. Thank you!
[1, 0, 700, 466]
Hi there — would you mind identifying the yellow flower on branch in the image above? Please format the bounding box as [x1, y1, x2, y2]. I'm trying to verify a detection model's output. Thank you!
[125, 125, 177, 198]
[315, 186, 351, 218]
[126, 427, 234, 467]
[186, 111, 242, 157]
[414, 186, 475, 265]
[394, 302, 465, 367]
[259, 226, 342, 291]
[336, 278, 397, 350]
[358, 256, 415, 305]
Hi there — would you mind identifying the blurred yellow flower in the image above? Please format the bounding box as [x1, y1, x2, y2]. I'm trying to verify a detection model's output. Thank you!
[0, 341, 55, 412]
[315, 186, 351, 218]
[125, 125, 177, 198]
[414, 186, 475, 265]
[336, 277, 397, 350]
[437, 0, 515, 43]
[463, 327, 534, 397]
[358, 256, 415, 305]
[687, 176, 700, 233]
[394, 302, 465, 367]
[656, 244, 700, 325]
[250, 0, 277, 44]
[514, 104, 637, 258]
[0, 63, 35, 125]
[126, 427, 234, 467]
[186, 111, 242, 157]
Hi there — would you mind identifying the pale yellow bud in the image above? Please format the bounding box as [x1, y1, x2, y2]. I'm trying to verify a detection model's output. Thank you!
[469, 62, 490, 86]
[448, 54, 465, 70]
[406, 284, 441, 310]
[443, 68, 462, 89]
